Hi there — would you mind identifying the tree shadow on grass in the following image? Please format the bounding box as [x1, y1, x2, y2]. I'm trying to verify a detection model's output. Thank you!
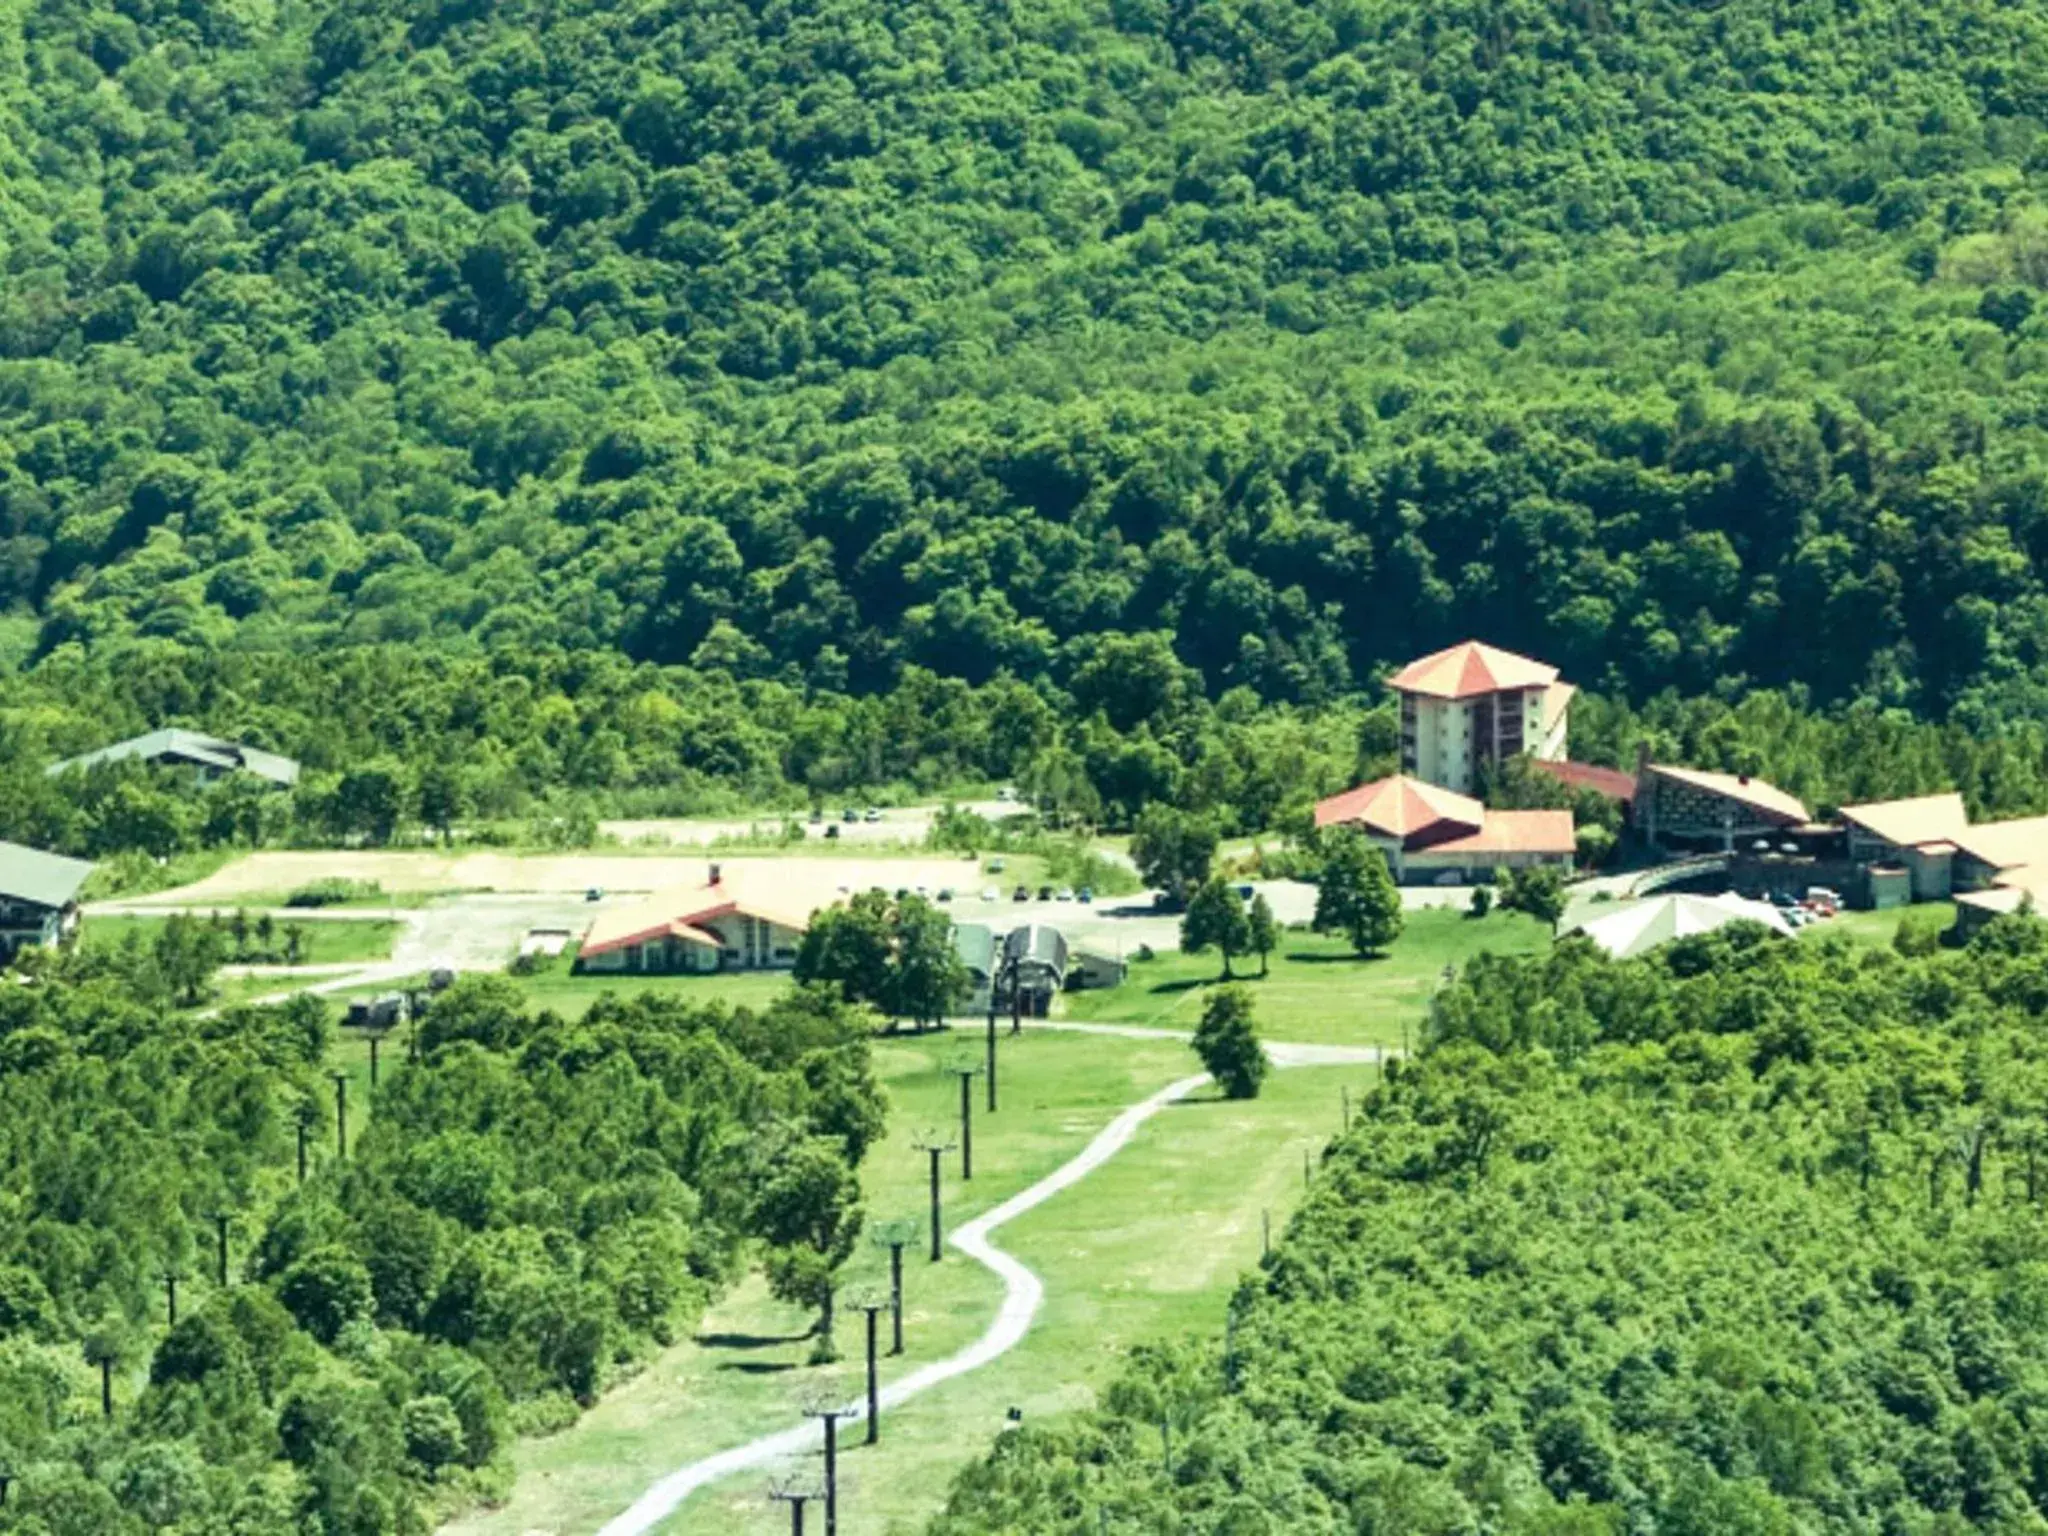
[697, 1330, 811, 1350]
[716, 1360, 800, 1375]
[1283, 951, 1387, 965]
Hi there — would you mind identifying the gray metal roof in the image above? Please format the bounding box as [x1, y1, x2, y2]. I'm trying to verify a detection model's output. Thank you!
[48, 728, 300, 787]
[1002, 923, 1068, 971]
[952, 922, 996, 978]
[0, 842, 96, 909]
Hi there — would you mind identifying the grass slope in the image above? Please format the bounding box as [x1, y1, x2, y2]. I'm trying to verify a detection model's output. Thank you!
[1065, 910, 1553, 1047]
[444, 1029, 1369, 1536]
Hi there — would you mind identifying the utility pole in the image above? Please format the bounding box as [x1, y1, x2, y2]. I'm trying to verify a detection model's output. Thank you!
[208, 1210, 234, 1288]
[768, 1471, 823, 1536]
[296, 1109, 310, 1184]
[984, 980, 1000, 1112]
[799, 1389, 852, 1536]
[0, 1464, 14, 1507]
[368, 1027, 387, 1088]
[847, 1286, 889, 1445]
[947, 1058, 985, 1180]
[911, 1132, 957, 1261]
[868, 1219, 917, 1354]
[163, 1269, 180, 1328]
[330, 1072, 350, 1161]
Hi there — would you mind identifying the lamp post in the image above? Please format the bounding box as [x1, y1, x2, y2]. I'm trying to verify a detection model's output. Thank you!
[911, 1131, 957, 1262]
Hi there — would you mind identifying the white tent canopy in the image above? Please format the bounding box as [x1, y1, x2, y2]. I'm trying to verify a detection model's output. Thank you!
[1567, 891, 1793, 960]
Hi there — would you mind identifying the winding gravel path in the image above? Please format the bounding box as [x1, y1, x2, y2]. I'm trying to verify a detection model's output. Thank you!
[594, 1032, 1385, 1536]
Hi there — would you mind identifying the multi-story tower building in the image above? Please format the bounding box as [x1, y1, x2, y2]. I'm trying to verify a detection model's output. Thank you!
[1388, 640, 1573, 796]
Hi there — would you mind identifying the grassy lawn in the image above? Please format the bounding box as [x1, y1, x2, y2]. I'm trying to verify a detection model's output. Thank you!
[82, 912, 402, 967]
[445, 1028, 1369, 1536]
[1064, 907, 1553, 1049]
[1799, 902, 1955, 949]
[508, 968, 797, 1018]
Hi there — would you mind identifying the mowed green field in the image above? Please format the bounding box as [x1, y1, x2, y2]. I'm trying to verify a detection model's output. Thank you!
[508, 967, 795, 1018]
[1062, 908, 1554, 1048]
[506, 906, 1553, 1050]
[81, 912, 402, 967]
[443, 1028, 1371, 1536]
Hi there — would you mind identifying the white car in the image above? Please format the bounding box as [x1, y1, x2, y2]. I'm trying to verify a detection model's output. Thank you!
[980, 886, 999, 902]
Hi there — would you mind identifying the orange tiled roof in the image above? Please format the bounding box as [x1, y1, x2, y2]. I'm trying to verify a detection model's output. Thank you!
[1388, 641, 1560, 700]
[1313, 775, 1485, 838]
[1422, 809, 1578, 857]
[1534, 760, 1638, 802]
[581, 876, 816, 958]
[1838, 792, 1969, 850]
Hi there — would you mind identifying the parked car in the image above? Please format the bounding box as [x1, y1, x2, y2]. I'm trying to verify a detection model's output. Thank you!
[1013, 885, 1032, 902]
[1055, 887, 1075, 902]
[1037, 884, 1055, 901]
[936, 888, 954, 902]
[996, 786, 1017, 802]
[585, 886, 604, 902]
[864, 807, 882, 822]
[1077, 887, 1094, 904]
[988, 856, 1007, 873]
[1768, 890, 1797, 908]
[1235, 883, 1255, 901]
[980, 886, 999, 902]
[843, 807, 860, 822]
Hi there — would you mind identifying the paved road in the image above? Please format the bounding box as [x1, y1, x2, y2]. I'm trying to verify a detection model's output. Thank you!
[592, 1031, 1385, 1536]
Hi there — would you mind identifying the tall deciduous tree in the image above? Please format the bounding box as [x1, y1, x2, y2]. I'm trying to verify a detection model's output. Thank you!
[1314, 829, 1404, 956]
[1192, 986, 1267, 1100]
[1182, 876, 1251, 979]
[1131, 806, 1219, 909]
[1246, 892, 1278, 977]
[752, 1135, 866, 1341]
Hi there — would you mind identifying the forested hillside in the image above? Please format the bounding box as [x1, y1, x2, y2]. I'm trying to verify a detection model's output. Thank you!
[0, 965, 881, 1533]
[4, 0, 2048, 725]
[932, 919, 2048, 1533]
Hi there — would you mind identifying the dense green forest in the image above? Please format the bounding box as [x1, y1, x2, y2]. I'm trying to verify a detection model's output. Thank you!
[8, 0, 2048, 837]
[931, 918, 2048, 1533]
[0, 965, 881, 1533]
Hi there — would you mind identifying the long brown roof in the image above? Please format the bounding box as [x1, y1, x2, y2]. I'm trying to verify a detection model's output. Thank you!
[1838, 792, 1969, 850]
[1644, 764, 1809, 824]
[1953, 816, 2048, 872]
[1387, 641, 1559, 700]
